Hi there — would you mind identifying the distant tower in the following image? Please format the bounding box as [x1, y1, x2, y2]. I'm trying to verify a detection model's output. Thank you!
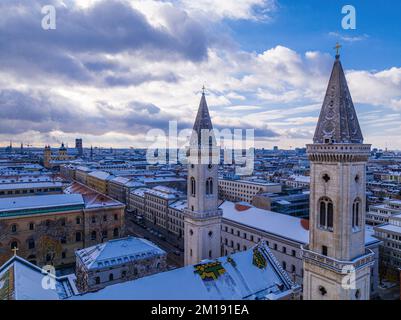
[184, 89, 222, 266]
[43, 145, 52, 168]
[75, 138, 83, 157]
[20, 142, 23, 154]
[90, 145, 93, 160]
[302, 50, 374, 300]
[58, 142, 68, 160]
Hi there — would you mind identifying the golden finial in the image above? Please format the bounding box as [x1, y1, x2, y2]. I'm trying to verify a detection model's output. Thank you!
[202, 85, 206, 95]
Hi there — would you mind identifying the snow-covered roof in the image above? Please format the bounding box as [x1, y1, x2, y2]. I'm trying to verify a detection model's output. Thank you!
[71, 242, 299, 300]
[142, 177, 185, 183]
[130, 187, 150, 197]
[0, 181, 63, 190]
[169, 200, 187, 211]
[221, 201, 380, 246]
[109, 176, 130, 185]
[374, 223, 401, 234]
[63, 182, 124, 209]
[0, 194, 84, 215]
[76, 237, 166, 271]
[87, 171, 112, 180]
[145, 186, 184, 200]
[0, 256, 75, 300]
[288, 175, 310, 183]
[221, 201, 309, 243]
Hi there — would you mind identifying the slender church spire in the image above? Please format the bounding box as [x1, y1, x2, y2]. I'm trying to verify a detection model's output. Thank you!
[190, 88, 214, 147]
[313, 52, 363, 144]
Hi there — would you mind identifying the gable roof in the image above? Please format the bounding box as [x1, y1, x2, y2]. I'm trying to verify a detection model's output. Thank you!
[0, 255, 75, 300]
[76, 237, 166, 271]
[71, 242, 299, 300]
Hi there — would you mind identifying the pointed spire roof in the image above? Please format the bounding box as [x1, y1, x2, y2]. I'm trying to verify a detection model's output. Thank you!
[313, 54, 363, 144]
[191, 91, 214, 146]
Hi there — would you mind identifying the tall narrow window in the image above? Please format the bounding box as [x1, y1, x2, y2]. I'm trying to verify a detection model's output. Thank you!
[327, 202, 333, 228]
[319, 197, 334, 231]
[190, 177, 196, 197]
[320, 202, 326, 227]
[352, 198, 361, 229]
[206, 178, 213, 195]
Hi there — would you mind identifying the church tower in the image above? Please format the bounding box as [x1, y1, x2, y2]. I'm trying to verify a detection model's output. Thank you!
[302, 50, 375, 300]
[184, 90, 222, 266]
[43, 145, 52, 169]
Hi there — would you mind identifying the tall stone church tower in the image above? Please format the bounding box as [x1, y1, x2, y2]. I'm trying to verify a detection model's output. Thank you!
[184, 90, 222, 266]
[43, 145, 52, 169]
[302, 52, 375, 300]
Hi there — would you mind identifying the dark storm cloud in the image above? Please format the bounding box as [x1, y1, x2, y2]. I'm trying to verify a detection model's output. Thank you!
[0, 89, 279, 140]
[0, 89, 192, 136]
[0, 0, 208, 83]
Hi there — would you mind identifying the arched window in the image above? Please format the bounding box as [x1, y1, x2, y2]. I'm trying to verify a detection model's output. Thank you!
[319, 197, 334, 231]
[10, 241, 18, 250]
[11, 224, 17, 233]
[91, 231, 97, 240]
[352, 198, 361, 229]
[75, 232, 82, 242]
[95, 277, 100, 284]
[109, 273, 114, 281]
[190, 177, 196, 197]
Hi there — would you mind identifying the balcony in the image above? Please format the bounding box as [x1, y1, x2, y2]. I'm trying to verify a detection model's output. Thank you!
[301, 245, 375, 274]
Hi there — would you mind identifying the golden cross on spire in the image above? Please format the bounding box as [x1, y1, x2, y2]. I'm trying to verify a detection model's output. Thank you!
[12, 246, 19, 256]
[202, 85, 206, 95]
[334, 42, 342, 56]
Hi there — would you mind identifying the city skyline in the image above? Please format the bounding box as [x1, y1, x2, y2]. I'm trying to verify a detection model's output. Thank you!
[1, 1, 401, 150]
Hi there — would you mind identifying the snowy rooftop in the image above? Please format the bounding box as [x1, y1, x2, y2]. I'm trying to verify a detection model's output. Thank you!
[0, 256, 75, 300]
[0, 181, 63, 191]
[170, 199, 187, 211]
[142, 177, 185, 183]
[131, 187, 151, 197]
[221, 201, 380, 246]
[288, 175, 310, 183]
[145, 186, 184, 200]
[71, 242, 299, 300]
[374, 223, 401, 234]
[109, 176, 130, 185]
[64, 182, 124, 209]
[76, 236, 166, 271]
[87, 171, 112, 180]
[0, 194, 84, 215]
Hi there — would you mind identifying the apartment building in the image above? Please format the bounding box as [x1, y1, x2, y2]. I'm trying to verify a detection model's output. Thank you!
[218, 178, 282, 203]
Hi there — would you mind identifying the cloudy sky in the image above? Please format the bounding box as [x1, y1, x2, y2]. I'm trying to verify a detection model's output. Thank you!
[1, 0, 401, 149]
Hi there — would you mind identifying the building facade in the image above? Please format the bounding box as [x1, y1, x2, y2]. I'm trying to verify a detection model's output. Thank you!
[218, 178, 281, 203]
[75, 236, 167, 293]
[367, 199, 401, 226]
[374, 214, 401, 280]
[0, 186, 125, 268]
